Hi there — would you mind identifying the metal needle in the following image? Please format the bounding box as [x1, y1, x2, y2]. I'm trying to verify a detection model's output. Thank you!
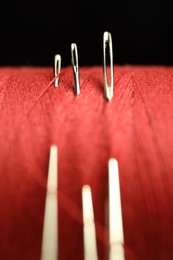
[103, 31, 114, 101]
[71, 43, 80, 95]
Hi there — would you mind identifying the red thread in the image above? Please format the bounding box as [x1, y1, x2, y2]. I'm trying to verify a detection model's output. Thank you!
[27, 73, 60, 114]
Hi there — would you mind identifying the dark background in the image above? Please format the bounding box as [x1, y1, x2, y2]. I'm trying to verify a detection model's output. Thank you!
[0, 0, 173, 66]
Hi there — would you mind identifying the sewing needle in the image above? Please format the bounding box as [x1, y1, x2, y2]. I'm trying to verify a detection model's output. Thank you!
[103, 31, 114, 101]
[71, 43, 80, 95]
[54, 54, 61, 87]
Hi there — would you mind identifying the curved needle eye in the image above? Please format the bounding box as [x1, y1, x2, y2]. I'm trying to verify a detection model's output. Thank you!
[71, 43, 80, 95]
[54, 54, 61, 87]
[103, 31, 114, 101]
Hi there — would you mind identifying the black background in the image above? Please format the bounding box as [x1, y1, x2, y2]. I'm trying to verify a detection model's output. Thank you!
[0, 0, 173, 66]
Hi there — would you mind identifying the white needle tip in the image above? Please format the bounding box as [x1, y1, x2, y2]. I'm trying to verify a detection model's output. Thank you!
[40, 145, 58, 260]
[108, 158, 125, 260]
[82, 185, 98, 260]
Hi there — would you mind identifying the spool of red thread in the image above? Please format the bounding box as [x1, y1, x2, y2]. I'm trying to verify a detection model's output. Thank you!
[0, 65, 173, 260]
